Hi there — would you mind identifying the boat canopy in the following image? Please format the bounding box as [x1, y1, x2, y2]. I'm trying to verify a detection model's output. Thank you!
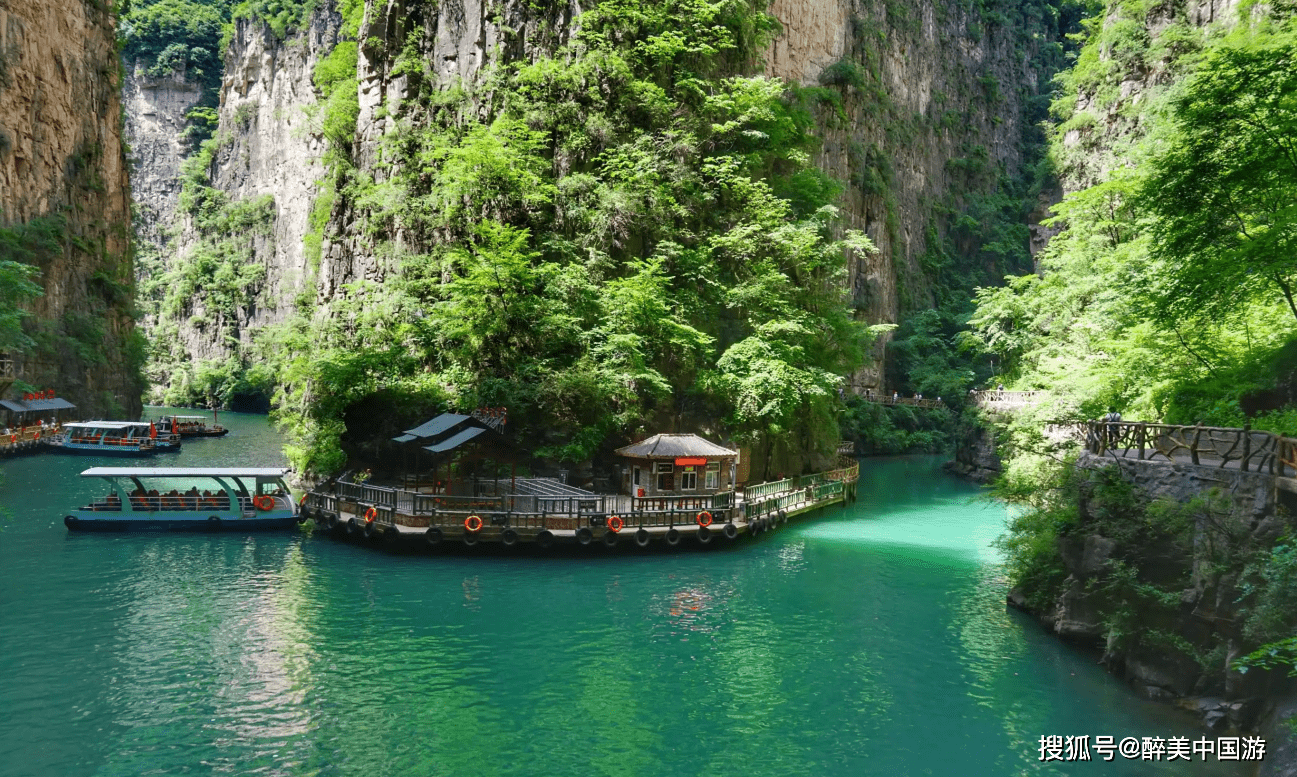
[65, 421, 151, 429]
[168, 415, 210, 420]
[81, 467, 289, 478]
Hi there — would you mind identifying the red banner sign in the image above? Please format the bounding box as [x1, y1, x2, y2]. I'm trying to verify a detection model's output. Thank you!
[674, 457, 707, 466]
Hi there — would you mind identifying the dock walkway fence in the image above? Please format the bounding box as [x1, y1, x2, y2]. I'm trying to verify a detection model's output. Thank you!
[1069, 420, 1297, 476]
[311, 461, 860, 533]
[0, 422, 59, 454]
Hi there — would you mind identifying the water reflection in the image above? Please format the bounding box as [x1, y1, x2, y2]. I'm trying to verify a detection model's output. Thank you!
[0, 444, 1255, 777]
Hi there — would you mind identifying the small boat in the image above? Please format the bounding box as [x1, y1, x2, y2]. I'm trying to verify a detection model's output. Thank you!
[64, 467, 301, 531]
[159, 415, 229, 438]
[47, 422, 162, 456]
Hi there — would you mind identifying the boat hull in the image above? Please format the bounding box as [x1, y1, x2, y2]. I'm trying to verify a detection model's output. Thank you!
[47, 444, 159, 457]
[65, 514, 299, 531]
[176, 429, 229, 438]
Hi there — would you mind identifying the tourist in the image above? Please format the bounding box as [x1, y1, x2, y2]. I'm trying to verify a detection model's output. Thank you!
[1103, 407, 1122, 447]
[356, 468, 373, 484]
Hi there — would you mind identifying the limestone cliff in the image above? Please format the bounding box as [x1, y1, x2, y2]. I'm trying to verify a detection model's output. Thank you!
[0, 0, 142, 417]
[138, 7, 341, 402]
[766, 0, 1052, 391]
[313, 0, 1056, 394]
[135, 0, 1060, 413]
[122, 66, 203, 267]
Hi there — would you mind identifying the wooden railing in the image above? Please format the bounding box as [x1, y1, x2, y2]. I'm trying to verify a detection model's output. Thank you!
[970, 390, 1047, 410]
[312, 460, 861, 531]
[744, 478, 794, 500]
[0, 423, 58, 450]
[1075, 420, 1297, 476]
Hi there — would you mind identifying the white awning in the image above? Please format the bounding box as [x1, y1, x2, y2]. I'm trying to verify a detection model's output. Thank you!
[81, 467, 289, 478]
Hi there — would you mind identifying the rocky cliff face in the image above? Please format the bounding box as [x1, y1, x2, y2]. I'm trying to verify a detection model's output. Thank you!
[766, 0, 1050, 390]
[312, 0, 1052, 393]
[133, 0, 1057, 411]
[0, 0, 142, 417]
[1008, 454, 1297, 737]
[122, 66, 202, 263]
[138, 7, 341, 400]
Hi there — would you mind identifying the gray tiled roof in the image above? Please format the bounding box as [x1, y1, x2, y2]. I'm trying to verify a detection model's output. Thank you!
[1, 398, 76, 412]
[423, 426, 487, 453]
[615, 433, 737, 459]
[401, 413, 471, 440]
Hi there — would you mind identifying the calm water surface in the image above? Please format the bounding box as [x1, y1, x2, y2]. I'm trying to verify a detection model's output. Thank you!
[0, 410, 1247, 776]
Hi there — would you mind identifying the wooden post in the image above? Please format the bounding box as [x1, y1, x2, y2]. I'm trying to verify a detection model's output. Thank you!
[1191, 425, 1201, 466]
[1137, 424, 1145, 460]
[1241, 425, 1251, 472]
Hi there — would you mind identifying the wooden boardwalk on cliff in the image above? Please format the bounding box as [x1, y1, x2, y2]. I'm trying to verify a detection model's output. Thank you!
[302, 462, 860, 550]
[1062, 420, 1297, 499]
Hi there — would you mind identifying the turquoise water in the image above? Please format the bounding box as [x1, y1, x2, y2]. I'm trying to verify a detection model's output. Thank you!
[0, 411, 1247, 776]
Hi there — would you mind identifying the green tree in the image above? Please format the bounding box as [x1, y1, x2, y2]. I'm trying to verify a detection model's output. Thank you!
[0, 219, 53, 353]
[1140, 33, 1297, 324]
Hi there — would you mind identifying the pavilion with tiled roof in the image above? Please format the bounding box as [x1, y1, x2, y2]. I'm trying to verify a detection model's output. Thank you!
[615, 433, 738, 497]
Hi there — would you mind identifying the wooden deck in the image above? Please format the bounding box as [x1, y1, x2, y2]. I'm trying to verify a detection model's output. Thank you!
[302, 462, 860, 550]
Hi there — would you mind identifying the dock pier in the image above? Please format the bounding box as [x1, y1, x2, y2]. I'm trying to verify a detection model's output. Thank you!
[302, 462, 860, 550]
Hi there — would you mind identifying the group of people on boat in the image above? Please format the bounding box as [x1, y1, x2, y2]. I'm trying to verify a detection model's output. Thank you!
[126, 486, 232, 511]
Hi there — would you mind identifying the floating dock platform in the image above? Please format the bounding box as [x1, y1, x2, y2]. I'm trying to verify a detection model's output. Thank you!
[301, 463, 859, 551]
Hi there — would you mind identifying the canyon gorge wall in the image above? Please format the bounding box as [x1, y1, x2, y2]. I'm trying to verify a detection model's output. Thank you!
[129, 7, 341, 402]
[0, 0, 142, 417]
[134, 0, 1058, 402]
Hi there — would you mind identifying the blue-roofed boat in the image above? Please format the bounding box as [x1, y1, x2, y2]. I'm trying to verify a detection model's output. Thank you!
[64, 467, 301, 531]
[47, 422, 164, 456]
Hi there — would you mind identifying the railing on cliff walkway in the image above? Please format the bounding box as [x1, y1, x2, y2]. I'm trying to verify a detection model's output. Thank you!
[969, 390, 1047, 411]
[1071, 420, 1297, 476]
[861, 394, 947, 410]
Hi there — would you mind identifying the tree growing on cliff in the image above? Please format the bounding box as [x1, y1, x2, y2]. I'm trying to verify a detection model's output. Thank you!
[0, 219, 51, 353]
[1139, 32, 1297, 325]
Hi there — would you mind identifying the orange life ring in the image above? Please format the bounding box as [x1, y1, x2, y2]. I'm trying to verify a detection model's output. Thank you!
[8, 434, 14, 444]
[464, 514, 483, 533]
[254, 495, 274, 511]
[696, 510, 713, 527]
[606, 515, 623, 533]
[364, 506, 377, 523]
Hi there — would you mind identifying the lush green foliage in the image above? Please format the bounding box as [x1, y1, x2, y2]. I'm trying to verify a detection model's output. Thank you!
[967, 15, 1297, 426]
[0, 217, 53, 353]
[119, 0, 230, 98]
[977, 5, 1297, 683]
[839, 396, 957, 454]
[140, 133, 276, 407]
[265, 0, 879, 474]
[1140, 37, 1297, 326]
